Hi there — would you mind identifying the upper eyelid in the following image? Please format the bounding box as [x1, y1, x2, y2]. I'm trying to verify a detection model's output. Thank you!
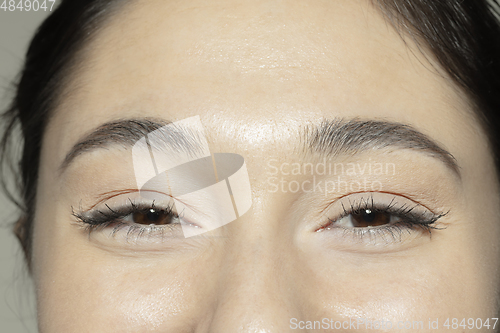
[78, 191, 207, 225]
[72, 201, 179, 228]
[78, 199, 173, 217]
[344, 196, 419, 214]
[341, 197, 427, 216]
[82, 189, 174, 211]
[319, 192, 444, 227]
[323, 191, 442, 216]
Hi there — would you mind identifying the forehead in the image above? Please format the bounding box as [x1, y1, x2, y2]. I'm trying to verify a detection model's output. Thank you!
[51, 0, 469, 154]
[65, 0, 460, 103]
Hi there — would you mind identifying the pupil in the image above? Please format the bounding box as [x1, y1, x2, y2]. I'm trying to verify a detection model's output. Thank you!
[362, 209, 375, 223]
[146, 209, 161, 222]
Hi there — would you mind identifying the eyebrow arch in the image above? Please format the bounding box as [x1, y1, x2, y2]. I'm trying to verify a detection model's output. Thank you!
[60, 118, 212, 174]
[301, 118, 460, 178]
[59, 118, 170, 173]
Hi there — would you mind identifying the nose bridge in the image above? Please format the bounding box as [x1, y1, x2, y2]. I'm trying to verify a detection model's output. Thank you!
[204, 230, 297, 333]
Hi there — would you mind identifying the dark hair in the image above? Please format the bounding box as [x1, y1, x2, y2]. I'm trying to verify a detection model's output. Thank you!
[1, 0, 500, 268]
[0, 0, 127, 267]
[374, 0, 500, 162]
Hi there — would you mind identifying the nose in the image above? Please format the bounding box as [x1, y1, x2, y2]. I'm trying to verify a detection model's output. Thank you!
[201, 227, 300, 333]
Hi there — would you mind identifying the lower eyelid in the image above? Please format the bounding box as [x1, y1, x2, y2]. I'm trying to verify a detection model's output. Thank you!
[78, 219, 187, 245]
[313, 222, 439, 253]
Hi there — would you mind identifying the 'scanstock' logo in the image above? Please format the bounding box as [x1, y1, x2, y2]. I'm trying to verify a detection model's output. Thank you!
[132, 116, 252, 237]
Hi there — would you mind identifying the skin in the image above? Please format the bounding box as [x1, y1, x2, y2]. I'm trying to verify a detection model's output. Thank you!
[31, 0, 500, 331]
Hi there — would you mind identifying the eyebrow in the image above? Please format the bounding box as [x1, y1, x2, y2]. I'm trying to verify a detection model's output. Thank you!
[301, 118, 460, 177]
[59, 118, 206, 173]
[60, 117, 460, 178]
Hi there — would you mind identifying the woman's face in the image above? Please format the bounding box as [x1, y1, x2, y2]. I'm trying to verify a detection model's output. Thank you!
[33, 0, 500, 331]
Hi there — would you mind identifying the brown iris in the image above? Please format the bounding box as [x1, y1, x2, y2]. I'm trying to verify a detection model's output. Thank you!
[351, 209, 392, 227]
[132, 209, 174, 225]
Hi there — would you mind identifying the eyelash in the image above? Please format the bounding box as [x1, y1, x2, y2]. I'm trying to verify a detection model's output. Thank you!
[319, 194, 447, 242]
[72, 200, 181, 239]
[72, 194, 447, 244]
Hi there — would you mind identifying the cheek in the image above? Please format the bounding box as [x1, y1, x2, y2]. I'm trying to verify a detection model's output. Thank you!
[90, 269, 192, 330]
[295, 246, 495, 326]
[35, 254, 219, 332]
[32, 216, 220, 333]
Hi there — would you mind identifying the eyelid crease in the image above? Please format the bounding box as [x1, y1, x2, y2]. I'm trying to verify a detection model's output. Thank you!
[83, 189, 174, 211]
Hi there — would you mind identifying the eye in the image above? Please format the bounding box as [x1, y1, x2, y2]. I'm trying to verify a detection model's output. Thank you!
[129, 208, 177, 225]
[336, 209, 400, 228]
[74, 201, 181, 228]
[310, 192, 449, 252]
[72, 195, 184, 236]
[314, 192, 448, 244]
